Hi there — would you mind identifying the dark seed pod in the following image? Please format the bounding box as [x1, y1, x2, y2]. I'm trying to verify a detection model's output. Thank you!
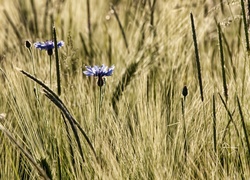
[182, 86, 188, 97]
[47, 49, 53, 56]
[97, 77, 105, 87]
[25, 40, 31, 49]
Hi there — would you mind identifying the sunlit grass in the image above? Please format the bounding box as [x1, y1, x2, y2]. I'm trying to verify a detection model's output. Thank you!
[1, 0, 250, 179]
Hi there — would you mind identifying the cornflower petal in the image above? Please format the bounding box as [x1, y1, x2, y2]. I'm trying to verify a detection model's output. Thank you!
[93, 65, 100, 75]
[105, 65, 115, 76]
[83, 66, 95, 76]
[34, 40, 64, 51]
[83, 64, 115, 78]
[83, 71, 94, 76]
[57, 41, 64, 48]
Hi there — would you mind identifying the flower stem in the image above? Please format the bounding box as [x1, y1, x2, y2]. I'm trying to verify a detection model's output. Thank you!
[98, 86, 102, 121]
[49, 55, 52, 87]
[28, 48, 36, 77]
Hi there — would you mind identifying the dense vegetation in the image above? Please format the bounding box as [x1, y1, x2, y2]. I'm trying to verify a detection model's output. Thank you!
[1, 0, 250, 179]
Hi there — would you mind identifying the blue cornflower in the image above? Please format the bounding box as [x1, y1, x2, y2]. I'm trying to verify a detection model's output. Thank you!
[83, 64, 115, 86]
[34, 40, 64, 55]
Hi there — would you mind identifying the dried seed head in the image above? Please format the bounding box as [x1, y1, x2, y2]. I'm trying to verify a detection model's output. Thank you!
[182, 86, 188, 97]
[25, 40, 31, 49]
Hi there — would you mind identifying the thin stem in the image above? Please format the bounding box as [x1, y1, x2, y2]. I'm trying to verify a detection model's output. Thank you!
[181, 98, 187, 162]
[111, 4, 129, 53]
[212, 94, 217, 153]
[49, 55, 52, 87]
[217, 22, 228, 102]
[86, 0, 93, 64]
[27, 48, 36, 77]
[237, 96, 250, 164]
[99, 86, 102, 121]
[53, 26, 61, 95]
[26, 44, 39, 100]
[30, 0, 38, 35]
[241, 0, 250, 52]
[190, 13, 204, 102]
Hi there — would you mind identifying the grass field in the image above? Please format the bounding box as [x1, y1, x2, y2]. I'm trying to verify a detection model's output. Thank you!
[1, 0, 250, 179]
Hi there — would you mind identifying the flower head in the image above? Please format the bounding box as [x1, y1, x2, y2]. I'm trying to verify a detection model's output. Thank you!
[83, 64, 115, 77]
[34, 40, 64, 50]
[34, 40, 64, 55]
[83, 64, 115, 86]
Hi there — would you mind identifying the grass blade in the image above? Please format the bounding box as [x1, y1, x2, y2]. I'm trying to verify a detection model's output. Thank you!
[112, 62, 139, 115]
[111, 4, 129, 52]
[44, 91, 85, 163]
[237, 96, 250, 159]
[30, 0, 38, 35]
[212, 94, 217, 153]
[3, 9, 22, 43]
[19, 69, 97, 160]
[79, 32, 90, 58]
[53, 26, 61, 96]
[43, 0, 50, 35]
[86, 0, 93, 64]
[0, 123, 50, 180]
[217, 22, 228, 102]
[241, 0, 250, 52]
[222, 33, 236, 81]
[218, 93, 242, 146]
[190, 13, 204, 102]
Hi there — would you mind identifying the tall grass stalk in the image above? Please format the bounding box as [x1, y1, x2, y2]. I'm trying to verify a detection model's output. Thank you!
[2, 1, 250, 178]
[53, 26, 61, 96]
[108, 34, 112, 65]
[86, 0, 93, 64]
[241, 57, 247, 103]
[149, 0, 157, 27]
[112, 62, 139, 115]
[190, 13, 204, 102]
[55, 140, 62, 180]
[111, 4, 129, 52]
[0, 123, 50, 180]
[79, 32, 90, 59]
[148, 0, 157, 37]
[181, 98, 187, 162]
[61, 113, 78, 174]
[19, 69, 97, 160]
[237, 96, 250, 164]
[25, 41, 36, 77]
[217, 22, 228, 102]
[30, 0, 38, 35]
[218, 93, 242, 146]
[181, 86, 188, 162]
[222, 33, 236, 81]
[241, 0, 250, 52]
[212, 94, 217, 153]
[3, 9, 22, 44]
[43, 0, 50, 35]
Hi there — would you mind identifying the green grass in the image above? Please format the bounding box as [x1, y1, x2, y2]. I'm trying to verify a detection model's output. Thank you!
[1, 0, 250, 179]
